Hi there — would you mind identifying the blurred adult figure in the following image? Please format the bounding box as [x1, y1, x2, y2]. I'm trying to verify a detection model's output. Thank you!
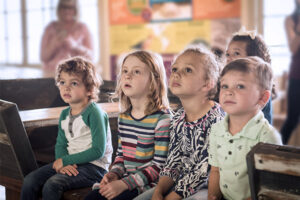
[281, 0, 300, 144]
[40, 0, 93, 73]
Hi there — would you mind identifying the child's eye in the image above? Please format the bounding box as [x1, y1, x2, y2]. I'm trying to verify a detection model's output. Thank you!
[59, 80, 65, 86]
[71, 82, 79, 87]
[122, 69, 128, 74]
[134, 70, 140, 75]
[225, 53, 230, 57]
[185, 67, 192, 73]
[220, 84, 228, 89]
[234, 52, 240, 56]
[171, 67, 177, 73]
[237, 84, 244, 89]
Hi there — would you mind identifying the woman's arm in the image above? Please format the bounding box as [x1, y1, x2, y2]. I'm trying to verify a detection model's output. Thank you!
[285, 16, 300, 54]
[40, 22, 65, 63]
[69, 23, 94, 60]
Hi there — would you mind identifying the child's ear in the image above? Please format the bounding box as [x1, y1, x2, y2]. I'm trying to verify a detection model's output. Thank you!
[203, 79, 214, 91]
[259, 90, 271, 108]
[87, 90, 92, 98]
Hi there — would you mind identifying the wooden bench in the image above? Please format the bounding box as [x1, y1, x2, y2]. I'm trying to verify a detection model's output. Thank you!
[0, 100, 39, 199]
[247, 143, 300, 200]
[0, 100, 120, 200]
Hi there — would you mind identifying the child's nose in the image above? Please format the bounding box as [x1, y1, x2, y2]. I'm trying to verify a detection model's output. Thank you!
[226, 57, 233, 64]
[225, 88, 233, 95]
[172, 71, 180, 78]
[64, 85, 71, 91]
[125, 72, 132, 79]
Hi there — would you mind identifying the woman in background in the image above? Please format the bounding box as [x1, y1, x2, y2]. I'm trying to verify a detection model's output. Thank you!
[281, 0, 300, 144]
[40, 0, 93, 73]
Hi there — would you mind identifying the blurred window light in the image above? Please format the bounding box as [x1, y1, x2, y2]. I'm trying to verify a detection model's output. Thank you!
[263, 0, 294, 76]
[0, 0, 99, 66]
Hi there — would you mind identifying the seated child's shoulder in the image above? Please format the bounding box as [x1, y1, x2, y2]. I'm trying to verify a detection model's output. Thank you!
[88, 102, 108, 119]
[210, 102, 225, 117]
[60, 106, 71, 118]
[171, 107, 185, 121]
[153, 109, 172, 122]
[210, 119, 226, 136]
[259, 119, 282, 144]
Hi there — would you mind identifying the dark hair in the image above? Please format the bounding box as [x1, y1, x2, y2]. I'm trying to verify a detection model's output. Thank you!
[230, 35, 271, 64]
[55, 56, 102, 101]
[57, 0, 79, 21]
[221, 57, 273, 92]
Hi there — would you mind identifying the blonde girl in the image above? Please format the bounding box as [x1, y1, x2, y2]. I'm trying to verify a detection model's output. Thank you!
[84, 50, 171, 200]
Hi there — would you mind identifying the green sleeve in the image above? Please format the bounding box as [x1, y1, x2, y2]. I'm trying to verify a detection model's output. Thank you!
[62, 105, 108, 165]
[55, 108, 69, 159]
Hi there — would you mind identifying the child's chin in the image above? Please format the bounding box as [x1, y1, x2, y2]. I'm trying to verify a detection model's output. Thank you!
[170, 87, 180, 94]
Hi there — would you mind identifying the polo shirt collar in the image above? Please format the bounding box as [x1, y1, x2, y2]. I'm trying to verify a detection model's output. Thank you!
[217, 111, 265, 140]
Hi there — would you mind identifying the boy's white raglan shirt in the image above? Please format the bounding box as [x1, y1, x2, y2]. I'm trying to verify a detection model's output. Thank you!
[56, 102, 113, 171]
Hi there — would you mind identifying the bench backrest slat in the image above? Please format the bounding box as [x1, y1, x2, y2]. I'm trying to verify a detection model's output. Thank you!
[0, 99, 38, 181]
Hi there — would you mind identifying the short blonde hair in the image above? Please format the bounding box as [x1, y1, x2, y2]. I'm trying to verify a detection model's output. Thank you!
[56, 0, 79, 21]
[115, 50, 169, 115]
[173, 45, 221, 100]
[55, 56, 102, 102]
[221, 56, 273, 91]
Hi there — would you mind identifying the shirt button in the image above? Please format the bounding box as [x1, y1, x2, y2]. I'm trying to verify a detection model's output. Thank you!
[228, 151, 232, 155]
[229, 139, 233, 143]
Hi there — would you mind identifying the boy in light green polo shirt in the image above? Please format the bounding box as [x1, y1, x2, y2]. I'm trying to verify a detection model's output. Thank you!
[208, 57, 282, 200]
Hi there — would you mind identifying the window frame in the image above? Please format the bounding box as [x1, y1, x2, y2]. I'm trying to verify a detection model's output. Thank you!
[0, 0, 100, 68]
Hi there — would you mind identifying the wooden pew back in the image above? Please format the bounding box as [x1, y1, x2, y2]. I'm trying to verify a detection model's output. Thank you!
[0, 100, 38, 193]
[0, 78, 116, 110]
[247, 143, 300, 200]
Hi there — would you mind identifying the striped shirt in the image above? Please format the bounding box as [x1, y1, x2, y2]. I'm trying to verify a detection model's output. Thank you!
[110, 110, 171, 193]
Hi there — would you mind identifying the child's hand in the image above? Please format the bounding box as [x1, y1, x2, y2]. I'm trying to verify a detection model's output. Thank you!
[64, 36, 78, 50]
[99, 180, 128, 200]
[164, 191, 182, 200]
[99, 172, 119, 187]
[52, 158, 63, 172]
[151, 190, 164, 200]
[59, 164, 78, 176]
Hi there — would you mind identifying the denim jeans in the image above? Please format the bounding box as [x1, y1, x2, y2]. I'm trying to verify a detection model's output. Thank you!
[21, 162, 107, 200]
[133, 187, 208, 200]
[84, 188, 139, 200]
[132, 187, 154, 200]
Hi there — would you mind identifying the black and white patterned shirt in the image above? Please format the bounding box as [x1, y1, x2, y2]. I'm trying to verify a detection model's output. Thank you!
[160, 103, 225, 198]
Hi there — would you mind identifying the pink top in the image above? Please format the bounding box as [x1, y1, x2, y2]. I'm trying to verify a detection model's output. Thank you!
[40, 21, 93, 71]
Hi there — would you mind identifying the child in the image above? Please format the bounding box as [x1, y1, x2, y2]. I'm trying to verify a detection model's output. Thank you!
[208, 57, 282, 200]
[84, 50, 171, 200]
[225, 27, 275, 124]
[21, 57, 113, 200]
[135, 45, 225, 200]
